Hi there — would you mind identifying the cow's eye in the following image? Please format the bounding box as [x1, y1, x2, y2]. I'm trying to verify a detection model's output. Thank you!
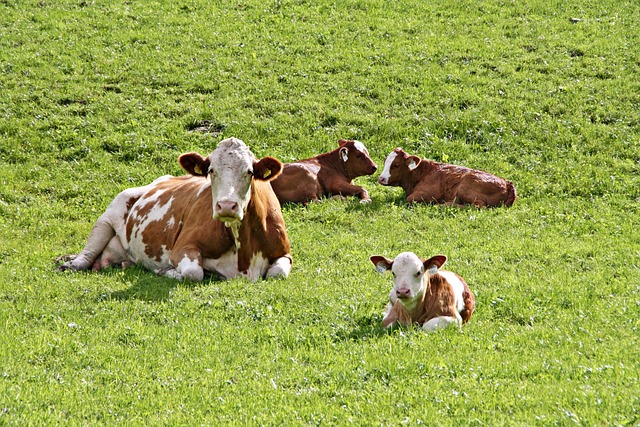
[415, 271, 422, 278]
[392, 272, 396, 278]
[247, 169, 254, 176]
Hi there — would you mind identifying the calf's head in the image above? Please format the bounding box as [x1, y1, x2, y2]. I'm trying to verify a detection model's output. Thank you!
[179, 137, 283, 223]
[338, 139, 378, 178]
[370, 252, 447, 305]
[377, 148, 421, 186]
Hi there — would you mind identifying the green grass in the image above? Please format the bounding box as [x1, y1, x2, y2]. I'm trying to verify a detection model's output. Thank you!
[1, 0, 639, 425]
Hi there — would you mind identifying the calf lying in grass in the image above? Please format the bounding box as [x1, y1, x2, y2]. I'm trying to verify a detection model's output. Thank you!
[378, 147, 516, 207]
[270, 139, 377, 204]
[370, 252, 475, 332]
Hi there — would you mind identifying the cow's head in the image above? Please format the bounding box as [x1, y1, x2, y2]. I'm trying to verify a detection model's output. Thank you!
[371, 252, 446, 309]
[337, 139, 378, 179]
[377, 148, 421, 186]
[179, 137, 283, 224]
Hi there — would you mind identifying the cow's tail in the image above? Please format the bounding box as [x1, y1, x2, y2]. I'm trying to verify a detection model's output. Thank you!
[460, 285, 476, 324]
[505, 181, 517, 207]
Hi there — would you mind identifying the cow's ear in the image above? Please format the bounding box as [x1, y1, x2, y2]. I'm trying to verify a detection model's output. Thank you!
[179, 152, 210, 177]
[424, 255, 447, 272]
[253, 156, 283, 181]
[407, 155, 421, 171]
[370, 255, 393, 273]
[339, 146, 349, 162]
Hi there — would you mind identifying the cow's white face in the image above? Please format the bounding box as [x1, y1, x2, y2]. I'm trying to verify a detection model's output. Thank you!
[388, 252, 427, 300]
[178, 137, 283, 225]
[371, 252, 447, 312]
[207, 138, 255, 223]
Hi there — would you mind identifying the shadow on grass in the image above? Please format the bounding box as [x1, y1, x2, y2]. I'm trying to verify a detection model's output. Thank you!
[334, 314, 389, 341]
[280, 192, 410, 213]
[91, 266, 224, 303]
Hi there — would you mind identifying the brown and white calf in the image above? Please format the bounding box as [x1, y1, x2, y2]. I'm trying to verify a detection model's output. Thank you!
[270, 139, 378, 204]
[57, 137, 292, 282]
[378, 148, 516, 207]
[370, 252, 475, 332]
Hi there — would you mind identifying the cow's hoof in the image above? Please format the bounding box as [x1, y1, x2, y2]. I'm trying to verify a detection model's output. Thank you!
[56, 263, 78, 272]
[55, 254, 76, 264]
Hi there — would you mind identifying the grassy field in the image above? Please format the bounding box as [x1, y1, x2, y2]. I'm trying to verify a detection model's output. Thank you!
[1, 0, 639, 425]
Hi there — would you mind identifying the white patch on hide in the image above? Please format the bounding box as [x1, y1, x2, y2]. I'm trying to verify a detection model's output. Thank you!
[127, 192, 174, 269]
[266, 256, 291, 279]
[177, 254, 204, 281]
[353, 140, 368, 155]
[438, 270, 465, 314]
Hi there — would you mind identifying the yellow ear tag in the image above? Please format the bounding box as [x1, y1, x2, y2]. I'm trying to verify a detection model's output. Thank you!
[263, 169, 271, 179]
[194, 165, 202, 175]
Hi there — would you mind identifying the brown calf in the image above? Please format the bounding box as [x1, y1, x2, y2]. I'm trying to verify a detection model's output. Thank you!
[378, 148, 516, 207]
[370, 252, 475, 332]
[270, 139, 377, 204]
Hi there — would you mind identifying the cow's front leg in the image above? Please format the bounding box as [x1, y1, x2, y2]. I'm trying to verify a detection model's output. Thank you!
[265, 256, 292, 279]
[381, 303, 397, 328]
[383, 301, 412, 328]
[161, 249, 205, 281]
[329, 182, 371, 203]
[406, 190, 441, 205]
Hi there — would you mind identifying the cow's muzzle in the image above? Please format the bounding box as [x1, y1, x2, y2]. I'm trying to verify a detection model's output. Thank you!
[396, 287, 412, 298]
[214, 199, 242, 222]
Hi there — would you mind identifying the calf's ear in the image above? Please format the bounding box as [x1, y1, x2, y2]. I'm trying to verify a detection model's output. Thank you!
[423, 255, 447, 271]
[253, 156, 283, 181]
[370, 255, 393, 273]
[407, 155, 421, 171]
[179, 152, 210, 177]
[339, 146, 349, 162]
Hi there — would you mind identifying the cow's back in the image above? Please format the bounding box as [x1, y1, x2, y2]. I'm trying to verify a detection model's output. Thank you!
[423, 162, 514, 207]
[270, 161, 322, 204]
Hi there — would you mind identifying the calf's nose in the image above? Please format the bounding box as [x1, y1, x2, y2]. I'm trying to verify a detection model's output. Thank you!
[378, 176, 388, 185]
[396, 287, 411, 298]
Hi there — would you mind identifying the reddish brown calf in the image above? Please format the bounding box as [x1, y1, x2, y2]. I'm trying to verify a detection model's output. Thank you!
[378, 148, 516, 207]
[270, 139, 377, 204]
[370, 252, 475, 332]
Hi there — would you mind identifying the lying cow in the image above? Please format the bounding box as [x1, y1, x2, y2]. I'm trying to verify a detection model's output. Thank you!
[378, 148, 516, 207]
[57, 137, 292, 281]
[270, 139, 377, 204]
[370, 252, 475, 332]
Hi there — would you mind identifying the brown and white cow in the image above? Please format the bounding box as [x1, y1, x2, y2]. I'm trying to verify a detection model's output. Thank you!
[270, 139, 378, 204]
[378, 148, 516, 207]
[57, 137, 292, 282]
[370, 252, 475, 332]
